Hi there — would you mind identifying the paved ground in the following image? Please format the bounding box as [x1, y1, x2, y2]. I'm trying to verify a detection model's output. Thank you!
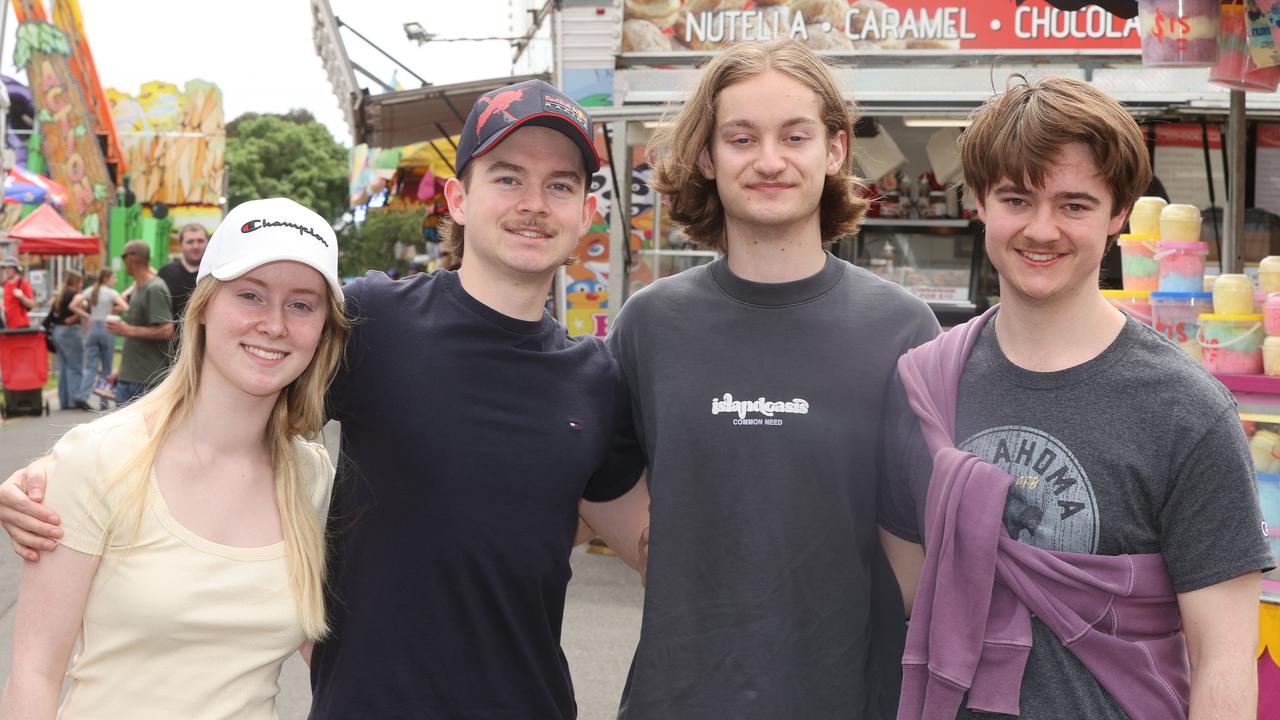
[0, 401, 644, 719]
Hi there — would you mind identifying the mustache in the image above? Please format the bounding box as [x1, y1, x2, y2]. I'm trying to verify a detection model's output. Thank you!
[503, 221, 554, 235]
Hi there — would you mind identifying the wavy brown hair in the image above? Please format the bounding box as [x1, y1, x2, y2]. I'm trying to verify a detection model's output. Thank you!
[648, 40, 869, 253]
[960, 74, 1151, 249]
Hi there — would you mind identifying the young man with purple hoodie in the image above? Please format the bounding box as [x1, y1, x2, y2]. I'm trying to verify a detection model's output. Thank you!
[878, 75, 1273, 720]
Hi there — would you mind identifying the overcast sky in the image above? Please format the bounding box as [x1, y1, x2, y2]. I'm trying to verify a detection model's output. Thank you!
[0, 0, 532, 145]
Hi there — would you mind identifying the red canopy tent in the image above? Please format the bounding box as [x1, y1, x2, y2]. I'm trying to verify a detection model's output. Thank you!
[7, 204, 98, 255]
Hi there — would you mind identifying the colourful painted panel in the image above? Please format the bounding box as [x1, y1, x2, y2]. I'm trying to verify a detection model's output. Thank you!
[13, 14, 114, 240]
[107, 80, 225, 205]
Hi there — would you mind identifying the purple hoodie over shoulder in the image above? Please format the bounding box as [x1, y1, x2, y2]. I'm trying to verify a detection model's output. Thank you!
[895, 308, 1189, 720]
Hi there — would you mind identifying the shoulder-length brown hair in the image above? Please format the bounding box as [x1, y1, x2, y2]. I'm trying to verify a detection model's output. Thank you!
[648, 40, 869, 253]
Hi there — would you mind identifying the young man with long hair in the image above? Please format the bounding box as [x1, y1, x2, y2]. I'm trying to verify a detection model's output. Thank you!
[608, 40, 938, 719]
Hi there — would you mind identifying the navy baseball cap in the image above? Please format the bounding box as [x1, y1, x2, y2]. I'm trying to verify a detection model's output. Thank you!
[455, 79, 601, 178]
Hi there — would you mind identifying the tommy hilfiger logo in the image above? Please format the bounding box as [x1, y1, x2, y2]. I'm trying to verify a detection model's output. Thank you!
[568, 419, 584, 431]
[711, 393, 809, 427]
[241, 219, 329, 247]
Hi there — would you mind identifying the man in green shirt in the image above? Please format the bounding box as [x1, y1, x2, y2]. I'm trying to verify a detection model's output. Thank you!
[106, 240, 174, 405]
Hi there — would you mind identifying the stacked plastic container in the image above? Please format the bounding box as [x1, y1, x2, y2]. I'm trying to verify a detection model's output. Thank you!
[1262, 257, 1280, 376]
[1134, 202, 1215, 362]
[1113, 197, 1218, 360]
[1152, 290, 1213, 361]
[1138, 0, 1221, 68]
[1117, 196, 1165, 292]
[1211, 1, 1280, 91]
[1202, 272, 1263, 374]
[1109, 196, 1161, 325]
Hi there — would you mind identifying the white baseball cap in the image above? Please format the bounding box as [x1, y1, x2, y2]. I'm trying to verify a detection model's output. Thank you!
[199, 198, 342, 303]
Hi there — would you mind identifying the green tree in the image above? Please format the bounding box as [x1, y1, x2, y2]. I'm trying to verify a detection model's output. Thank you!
[337, 207, 426, 278]
[225, 110, 348, 224]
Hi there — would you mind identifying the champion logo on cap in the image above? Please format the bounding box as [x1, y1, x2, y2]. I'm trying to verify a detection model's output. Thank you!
[241, 218, 330, 247]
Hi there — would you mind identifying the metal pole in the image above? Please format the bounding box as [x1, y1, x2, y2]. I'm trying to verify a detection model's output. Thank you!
[0, 2, 10, 173]
[1223, 89, 1246, 274]
[335, 17, 431, 87]
[551, 2, 563, 86]
[607, 121, 632, 324]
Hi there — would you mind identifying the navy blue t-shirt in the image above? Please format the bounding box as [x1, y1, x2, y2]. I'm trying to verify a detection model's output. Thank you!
[309, 270, 644, 720]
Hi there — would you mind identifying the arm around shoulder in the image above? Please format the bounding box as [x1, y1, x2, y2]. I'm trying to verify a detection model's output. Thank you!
[579, 473, 650, 573]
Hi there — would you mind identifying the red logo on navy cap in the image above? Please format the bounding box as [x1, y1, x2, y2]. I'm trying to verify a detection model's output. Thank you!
[476, 89, 525, 129]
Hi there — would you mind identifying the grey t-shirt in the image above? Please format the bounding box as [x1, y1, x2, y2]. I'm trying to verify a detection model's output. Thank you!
[118, 275, 173, 386]
[880, 315, 1274, 720]
[608, 253, 939, 720]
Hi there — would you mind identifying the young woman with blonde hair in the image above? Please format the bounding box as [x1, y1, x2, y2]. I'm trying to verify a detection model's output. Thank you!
[0, 197, 349, 719]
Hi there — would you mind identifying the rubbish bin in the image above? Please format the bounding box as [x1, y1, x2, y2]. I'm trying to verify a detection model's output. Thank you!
[0, 326, 50, 417]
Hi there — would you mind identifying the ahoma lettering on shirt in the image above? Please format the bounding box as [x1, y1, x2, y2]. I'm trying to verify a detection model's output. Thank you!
[711, 393, 809, 426]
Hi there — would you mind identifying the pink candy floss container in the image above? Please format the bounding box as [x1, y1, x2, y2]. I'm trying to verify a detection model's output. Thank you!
[1139, 0, 1220, 68]
[1155, 240, 1209, 293]
[1199, 313, 1264, 374]
[1210, 3, 1280, 90]
[1266, 294, 1280, 336]
[1151, 291, 1213, 361]
[1118, 235, 1159, 291]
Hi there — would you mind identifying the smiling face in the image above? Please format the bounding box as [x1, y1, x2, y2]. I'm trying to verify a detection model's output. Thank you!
[699, 70, 846, 243]
[978, 142, 1128, 309]
[199, 261, 329, 403]
[444, 125, 596, 282]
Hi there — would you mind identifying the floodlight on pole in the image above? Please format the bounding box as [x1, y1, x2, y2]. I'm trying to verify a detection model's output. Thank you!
[403, 22, 435, 45]
[402, 20, 520, 45]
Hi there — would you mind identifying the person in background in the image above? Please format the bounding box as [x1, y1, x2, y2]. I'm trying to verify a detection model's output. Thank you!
[157, 223, 209, 323]
[48, 269, 90, 411]
[107, 241, 174, 406]
[71, 268, 128, 409]
[2, 256, 34, 329]
[879, 75, 1272, 720]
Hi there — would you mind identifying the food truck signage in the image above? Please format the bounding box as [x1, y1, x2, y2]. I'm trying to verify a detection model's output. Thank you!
[622, 0, 1140, 54]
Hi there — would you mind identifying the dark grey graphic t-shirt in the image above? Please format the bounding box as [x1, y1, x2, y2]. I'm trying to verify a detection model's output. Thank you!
[960, 426, 1101, 554]
[881, 315, 1273, 720]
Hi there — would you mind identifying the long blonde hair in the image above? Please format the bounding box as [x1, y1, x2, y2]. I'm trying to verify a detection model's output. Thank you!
[103, 274, 350, 639]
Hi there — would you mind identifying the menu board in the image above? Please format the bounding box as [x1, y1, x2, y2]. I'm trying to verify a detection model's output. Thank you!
[1258, 124, 1280, 216]
[1153, 123, 1227, 211]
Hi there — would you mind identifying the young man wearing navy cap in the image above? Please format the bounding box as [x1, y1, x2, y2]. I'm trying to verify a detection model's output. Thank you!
[0, 79, 650, 720]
